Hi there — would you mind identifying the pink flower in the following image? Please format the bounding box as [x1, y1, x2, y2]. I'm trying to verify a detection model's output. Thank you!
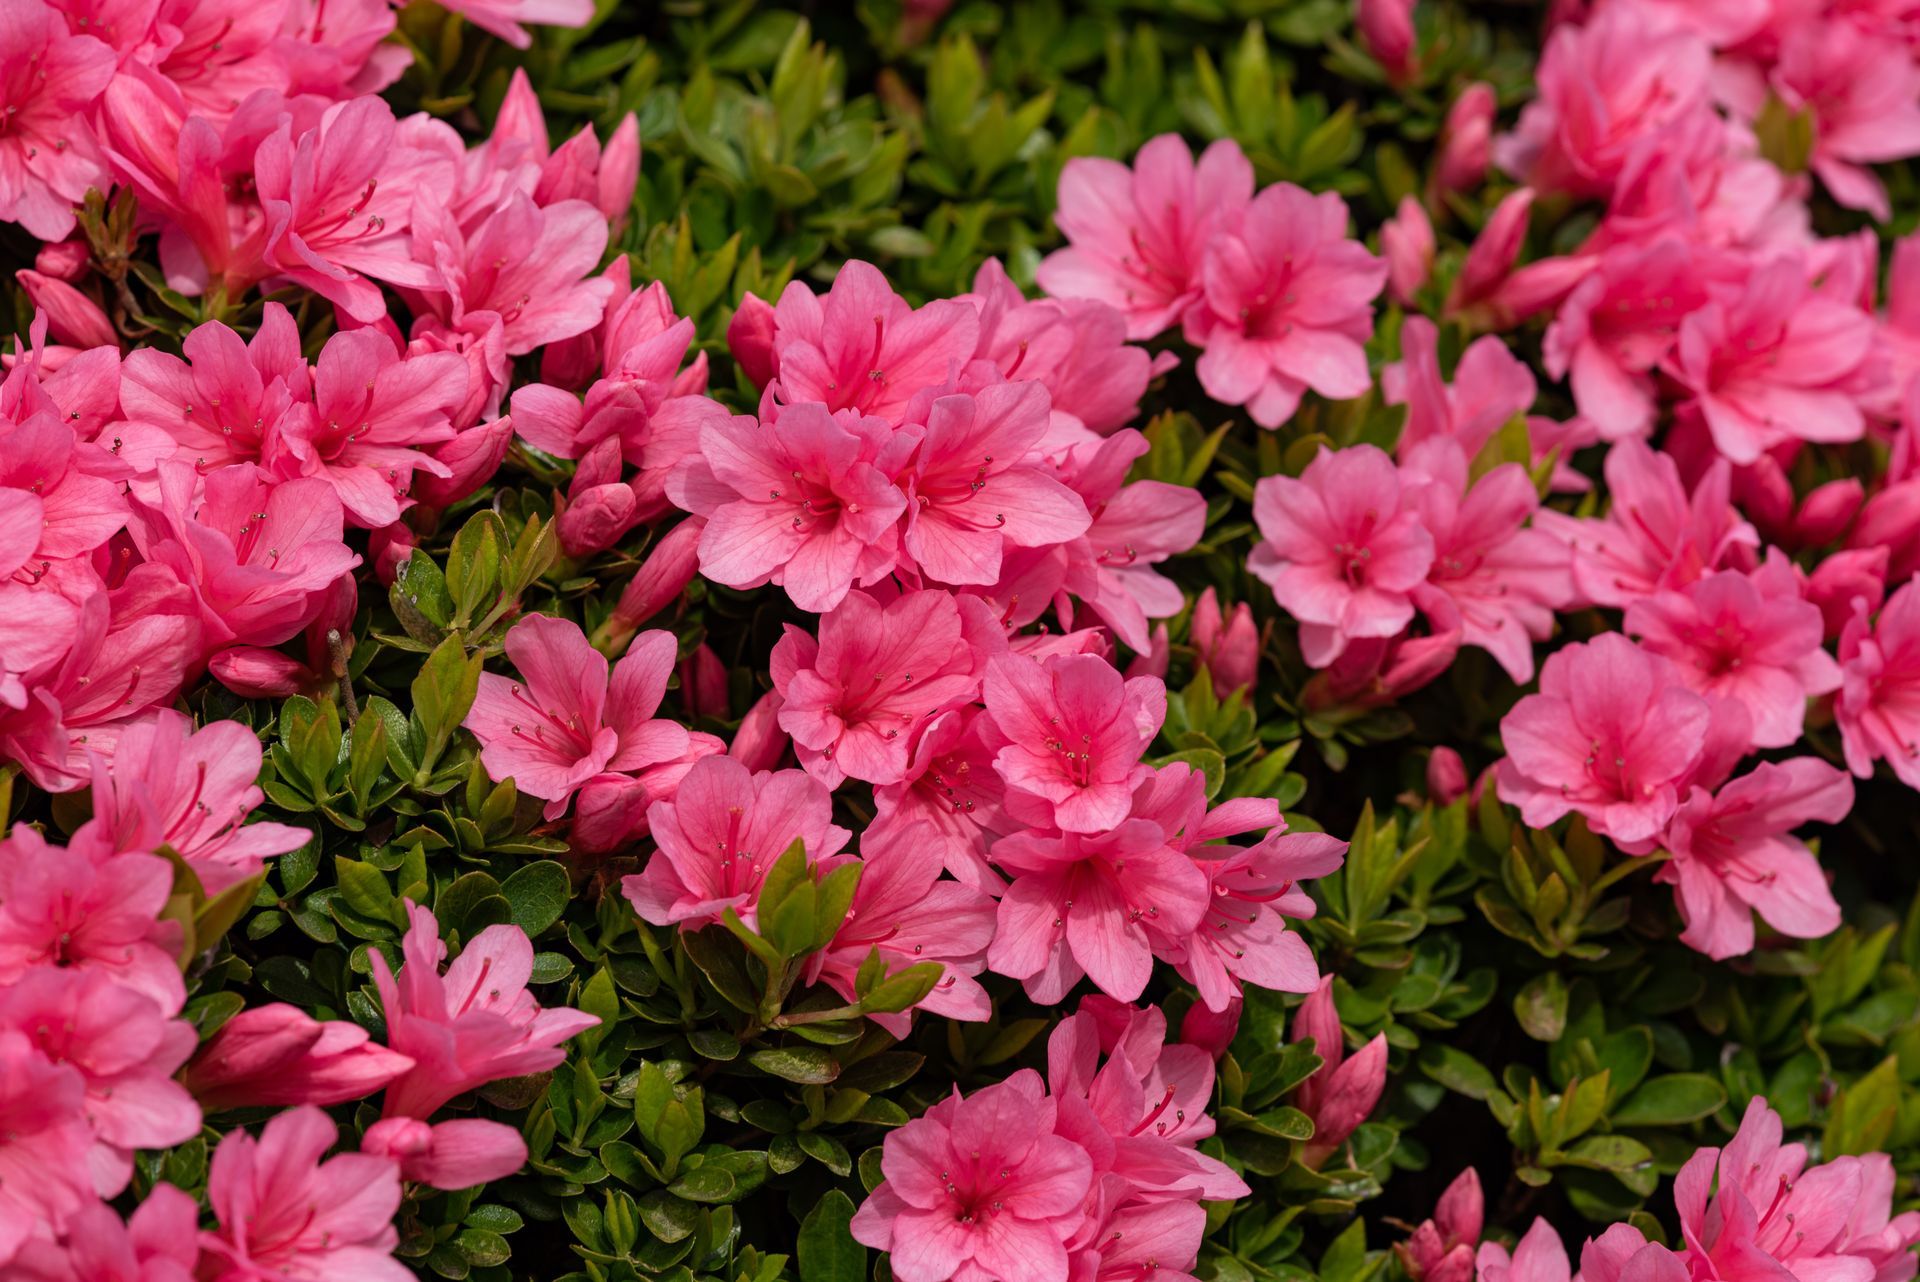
[981, 651, 1165, 834]
[1435, 83, 1497, 197]
[435, 0, 594, 49]
[849, 1069, 1094, 1282]
[622, 754, 852, 930]
[408, 192, 613, 354]
[554, 438, 642, 558]
[1808, 546, 1888, 640]
[1180, 995, 1242, 1060]
[1477, 1220, 1570, 1282]
[361, 1117, 528, 1191]
[0, 3, 114, 240]
[772, 589, 1000, 787]
[129, 463, 361, 653]
[1543, 238, 1716, 441]
[668, 403, 910, 613]
[277, 328, 467, 527]
[727, 291, 778, 389]
[765, 260, 980, 423]
[1670, 257, 1880, 464]
[603, 517, 704, 638]
[1427, 746, 1471, 805]
[1493, 8, 1714, 200]
[0, 822, 184, 1016]
[0, 966, 199, 1195]
[1291, 977, 1388, 1167]
[1249, 445, 1435, 667]
[208, 572, 358, 701]
[1768, 18, 1920, 221]
[1836, 576, 1920, 789]
[88, 710, 310, 897]
[1356, 0, 1417, 81]
[1658, 758, 1850, 959]
[1303, 596, 1464, 713]
[370, 901, 600, 1119]
[1577, 1225, 1690, 1282]
[200, 1106, 409, 1282]
[1037, 134, 1254, 341]
[1397, 1169, 1483, 1282]
[804, 820, 998, 1037]
[729, 689, 789, 772]
[1387, 316, 1539, 460]
[1675, 1097, 1920, 1282]
[870, 706, 1011, 891]
[1534, 438, 1758, 608]
[898, 380, 1092, 584]
[5, 1183, 200, 1282]
[465, 614, 690, 812]
[1625, 557, 1841, 749]
[118, 306, 310, 472]
[181, 1003, 414, 1111]
[1192, 586, 1259, 698]
[1382, 196, 1435, 307]
[1497, 633, 1718, 845]
[1188, 183, 1386, 429]
[0, 1028, 98, 1264]
[0, 406, 128, 576]
[17, 270, 116, 349]
[562, 731, 726, 857]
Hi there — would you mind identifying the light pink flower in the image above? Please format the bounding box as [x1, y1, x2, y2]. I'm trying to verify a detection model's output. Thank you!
[1576, 1225, 1690, 1282]
[562, 731, 726, 857]
[1291, 977, 1388, 1167]
[1382, 196, 1435, 307]
[1303, 594, 1464, 714]
[370, 901, 600, 1119]
[1037, 134, 1255, 340]
[1387, 316, 1539, 460]
[0, 2, 114, 240]
[88, 709, 310, 896]
[1766, 17, 1920, 221]
[1398, 1169, 1484, 1282]
[118, 306, 310, 472]
[980, 651, 1165, 834]
[5, 1182, 200, 1282]
[804, 820, 998, 1037]
[1625, 557, 1841, 749]
[434, 0, 594, 49]
[869, 706, 1011, 892]
[1658, 758, 1850, 959]
[200, 1106, 410, 1282]
[765, 260, 980, 423]
[622, 754, 852, 930]
[1249, 445, 1435, 667]
[1836, 576, 1920, 789]
[0, 1028, 98, 1265]
[1192, 586, 1259, 698]
[361, 1117, 528, 1191]
[1477, 1219, 1570, 1282]
[668, 402, 910, 613]
[771, 589, 1000, 787]
[182, 1002, 414, 1111]
[1402, 443, 1572, 683]
[1670, 256, 1880, 464]
[1188, 183, 1386, 429]
[1493, 7, 1714, 200]
[0, 822, 184, 1015]
[1497, 633, 1718, 845]
[849, 1069, 1094, 1282]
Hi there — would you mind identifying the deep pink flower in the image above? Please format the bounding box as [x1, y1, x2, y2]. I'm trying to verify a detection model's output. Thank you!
[622, 754, 852, 930]
[0, 966, 199, 1195]
[1808, 546, 1889, 640]
[0, 1028, 98, 1265]
[849, 1069, 1094, 1282]
[208, 572, 357, 702]
[361, 1117, 528, 1191]
[1192, 586, 1260, 698]
[200, 1106, 409, 1282]
[1493, 8, 1714, 200]
[1435, 83, 1496, 197]
[1398, 1169, 1484, 1282]
[1625, 556, 1841, 749]
[765, 260, 979, 423]
[1765, 17, 1920, 221]
[0, 407, 128, 577]
[1382, 196, 1435, 307]
[370, 901, 600, 1119]
[728, 689, 789, 773]
[604, 517, 704, 638]
[1250, 445, 1435, 667]
[898, 380, 1092, 584]
[129, 462, 361, 654]
[1387, 316, 1539, 461]
[1303, 594, 1464, 714]
[88, 709, 309, 896]
[0, 2, 114, 240]
[1836, 577, 1920, 789]
[5, 1182, 200, 1282]
[1038, 134, 1254, 341]
[182, 1002, 414, 1111]
[118, 305, 310, 472]
[1428, 746, 1471, 805]
[669, 403, 910, 613]
[1188, 183, 1386, 429]
[980, 651, 1165, 834]
[554, 437, 642, 558]
[804, 820, 998, 1037]
[869, 706, 1011, 892]
[1670, 257, 1880, 464]
[0, 822, 184, 1015]
[465, 614, 690, 812]
[17, 269, 115, 349]
[771, 589, 1000, 787]
[1658, 757, 1849, 959]
[1291, 977, 1388, 1167]
[1357, 0, 1417, 80]
[562, 731, 726, 857]
[1497, 633, 1719, 844]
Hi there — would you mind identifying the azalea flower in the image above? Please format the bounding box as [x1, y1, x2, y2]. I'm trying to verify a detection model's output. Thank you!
[1291, 977, 1388, 1167]
[360, 1117, 528, 1191]
[1397, 1169, 1484, 1282]
[0, 1028, 99, 1264]
[0, 2, 115, 241]
[182, 1003, 414, 1111]
[1836, 576, 1920, 789]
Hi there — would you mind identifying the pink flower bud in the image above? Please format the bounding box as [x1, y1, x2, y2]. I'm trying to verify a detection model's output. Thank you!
[368, 522, 416, 586]
[413, 417, 513, 508]
[1446, 188, 1534, 316]
[558, 440, 640, 558]
[35, 238, 90, 280]
[182, 1003, 413, 1111]
[1808, 546, 1889, 639]
[1125, 622, 1170, 679]
[1796, 478, 1864, 546]
[727, 291, 779, 389]
[1382, 196, 1435, 307]
[18, 271, 116, 349]
[1427, 746, 1469, 804]
[729, 689, 789, 772]
[1434, 83, 1495, 197]
[680, 643, 728, 720]
[1194, 587, 1259, 697]
[1291, 977, 1388, 1167]
[362, 1117, 528, 1191]
[1357, 0, 1417, 83]
[613, 518, 704, 629]
[598, 114, 641, 237]
[1180, 994, 1243, 1059]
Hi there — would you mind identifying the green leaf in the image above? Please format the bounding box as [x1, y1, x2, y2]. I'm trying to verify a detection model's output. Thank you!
[1515, 972, 1569, 1041]
[1610, 1074, 1728, 1128]
[500, 861, 570, 937]
[749, 1046, 840, 1084]
[798, 1190, 864, 1282]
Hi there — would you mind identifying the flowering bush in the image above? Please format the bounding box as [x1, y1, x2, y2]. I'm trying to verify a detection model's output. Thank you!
[10, 2, 1920, 1282]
